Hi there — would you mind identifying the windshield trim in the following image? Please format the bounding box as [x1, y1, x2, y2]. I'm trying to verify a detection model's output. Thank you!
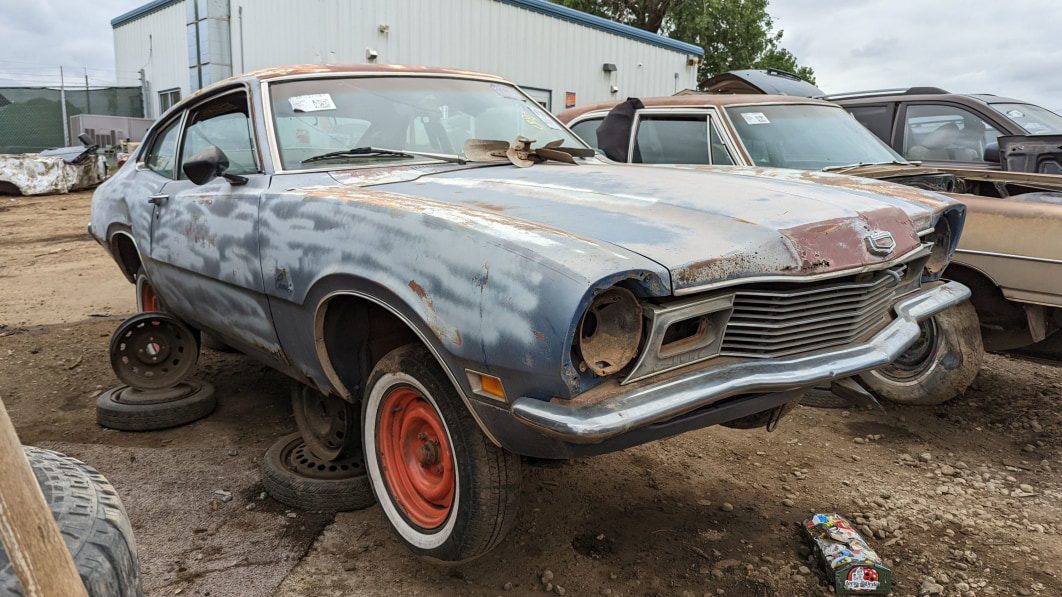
[260, 74, 590, 174]
[719, 101, 903, 168]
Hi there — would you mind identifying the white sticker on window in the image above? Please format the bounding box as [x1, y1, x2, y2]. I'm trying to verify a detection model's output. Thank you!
[288, 94, 336, 112]
[741, 112, 770, 125]
[1006, 109, 1025, 118]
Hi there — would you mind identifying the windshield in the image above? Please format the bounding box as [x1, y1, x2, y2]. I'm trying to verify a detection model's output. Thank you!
[989, 103, 1062, 135]
[725, 104, 904, 170]
[269, 77, 584, 170]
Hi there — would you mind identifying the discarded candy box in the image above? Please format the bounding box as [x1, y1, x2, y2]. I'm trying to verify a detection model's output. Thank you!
[803, 513, 892, 594]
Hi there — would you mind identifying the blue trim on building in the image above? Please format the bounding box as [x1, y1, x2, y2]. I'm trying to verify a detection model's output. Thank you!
[496, 0, 703, 56]
[111, 0, 181, 27]
[111, 0, 704, 56]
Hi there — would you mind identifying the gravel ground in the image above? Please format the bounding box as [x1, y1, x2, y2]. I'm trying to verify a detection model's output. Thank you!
[1, 192, 1059, 596]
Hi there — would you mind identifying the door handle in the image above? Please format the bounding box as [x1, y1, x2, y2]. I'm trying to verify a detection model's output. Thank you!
[148, 194, 168, 206]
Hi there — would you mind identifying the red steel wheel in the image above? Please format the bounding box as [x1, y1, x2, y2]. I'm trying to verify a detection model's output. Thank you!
[376, 386, 455, 529]
[135, 267, 162, 313]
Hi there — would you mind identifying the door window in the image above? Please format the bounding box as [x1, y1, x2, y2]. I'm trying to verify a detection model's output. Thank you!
[902, 104, 1001, 163]
[709, 123, 735, 165]
[144, 119, 181, 178]
[846, 104, 895, 143]
[180, 92, 258, 177]
[633, 115, 709, 164]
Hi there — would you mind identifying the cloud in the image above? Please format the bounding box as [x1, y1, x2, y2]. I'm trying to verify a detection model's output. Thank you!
[0, 0, 144, 86]
[770, 0, 1062, 111]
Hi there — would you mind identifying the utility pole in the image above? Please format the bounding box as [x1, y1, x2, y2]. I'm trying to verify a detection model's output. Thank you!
[59, 66, 70, 145]
[84, 67, 91, 114]
[139, 68, 150, 119]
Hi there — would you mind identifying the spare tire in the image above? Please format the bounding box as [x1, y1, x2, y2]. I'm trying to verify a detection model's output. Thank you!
[0, 447, 141, 597]
[96, 380, 216, 432]
[261, 433, 374, 512]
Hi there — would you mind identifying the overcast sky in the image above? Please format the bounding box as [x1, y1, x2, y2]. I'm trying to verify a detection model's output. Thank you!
[1, 0, 1059, 111]
[770, 0, 1062, 111]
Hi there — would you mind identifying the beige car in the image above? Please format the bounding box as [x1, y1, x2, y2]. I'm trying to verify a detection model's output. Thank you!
[559, 95, 1062, 401]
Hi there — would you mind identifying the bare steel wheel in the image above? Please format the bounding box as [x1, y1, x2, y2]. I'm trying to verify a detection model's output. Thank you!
[260, 433, 374, 511]
[109, 312, 198, 390]
[363, 344, 521, 563]
[135, 268, 162, 312]
[292, 385, 359, 461]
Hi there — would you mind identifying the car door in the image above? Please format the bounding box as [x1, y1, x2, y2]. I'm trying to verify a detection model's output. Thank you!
[897, 103, 1003, 170]
[147, 88, 283, 358]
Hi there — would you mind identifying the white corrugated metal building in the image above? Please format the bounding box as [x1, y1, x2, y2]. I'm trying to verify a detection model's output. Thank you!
[112, 0, 703, 118]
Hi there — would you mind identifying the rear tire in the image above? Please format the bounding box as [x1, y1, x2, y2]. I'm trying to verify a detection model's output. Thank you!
[363, 344, 521, 563]
[858, 300, 984, 405]
[0, 447, 141, 597]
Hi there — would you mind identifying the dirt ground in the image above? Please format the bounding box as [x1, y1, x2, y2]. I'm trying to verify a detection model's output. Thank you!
[1, 191, 1059, 597]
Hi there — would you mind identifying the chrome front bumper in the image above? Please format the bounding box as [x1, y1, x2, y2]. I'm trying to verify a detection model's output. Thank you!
[511, 281, 970, 443]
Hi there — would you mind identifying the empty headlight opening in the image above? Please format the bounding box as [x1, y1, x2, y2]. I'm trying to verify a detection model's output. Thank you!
[576, 286, 645, 376]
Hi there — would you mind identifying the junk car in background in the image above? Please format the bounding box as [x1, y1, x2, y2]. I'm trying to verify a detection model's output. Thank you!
[560, 91, 1062, 378]
[91, 64, 968, 562]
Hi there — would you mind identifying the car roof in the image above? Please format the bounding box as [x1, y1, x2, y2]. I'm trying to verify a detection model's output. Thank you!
[828, 90, 1027, 106]
[556, 94, 838, 122]
[162, 64, 510, 119]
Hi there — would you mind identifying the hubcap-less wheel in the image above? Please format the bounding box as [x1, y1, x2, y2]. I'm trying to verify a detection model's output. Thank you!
[292, 386, 358, 461]
[376, 386, 455, 530]
[136, 269, 162, 312]
[110, 313, 198, 390]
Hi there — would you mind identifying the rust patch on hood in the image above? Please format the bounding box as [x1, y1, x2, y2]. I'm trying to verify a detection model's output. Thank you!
[781, 206, 920, 271]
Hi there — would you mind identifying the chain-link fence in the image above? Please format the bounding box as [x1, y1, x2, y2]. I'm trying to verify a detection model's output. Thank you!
[0, 86, 144, 154]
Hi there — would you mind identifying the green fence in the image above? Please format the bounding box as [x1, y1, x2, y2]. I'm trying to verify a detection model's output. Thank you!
[0, 86, 144, 154]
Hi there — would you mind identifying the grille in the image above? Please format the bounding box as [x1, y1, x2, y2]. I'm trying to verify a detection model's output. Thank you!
[720, 271, 900, 358]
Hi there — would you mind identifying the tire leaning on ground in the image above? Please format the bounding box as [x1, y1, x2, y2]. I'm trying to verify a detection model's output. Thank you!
[260, 433, 375, 511]
[96, 380, 216, 431]
[0, 447, 141, 597]
[857, 300, 984, 405]
[362, 344, 522, 563]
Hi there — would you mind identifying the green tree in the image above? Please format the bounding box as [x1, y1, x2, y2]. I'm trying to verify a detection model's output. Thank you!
[557, 0, 814, 88]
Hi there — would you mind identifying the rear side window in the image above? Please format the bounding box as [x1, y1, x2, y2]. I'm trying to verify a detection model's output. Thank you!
[633, 115, 709, 164]
[846, 104, 895, 144]
[144, 119, 181, 178]
[569, 118, 603, 150]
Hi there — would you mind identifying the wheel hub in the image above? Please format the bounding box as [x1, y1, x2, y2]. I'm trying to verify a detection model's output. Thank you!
[109, 313, 198, 390]
[377, 386, 455, 530]
[879, 318, 940, 380]
[292, 387, 357, 462]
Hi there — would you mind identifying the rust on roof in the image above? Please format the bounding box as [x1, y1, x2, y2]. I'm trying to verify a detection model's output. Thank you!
[557, 94, 835, 123]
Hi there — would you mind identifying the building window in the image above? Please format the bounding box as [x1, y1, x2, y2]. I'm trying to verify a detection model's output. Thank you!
[158, 89, 181, 114]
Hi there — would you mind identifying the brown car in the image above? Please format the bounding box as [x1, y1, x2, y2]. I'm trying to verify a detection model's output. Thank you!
[559, 94, 1062, 401]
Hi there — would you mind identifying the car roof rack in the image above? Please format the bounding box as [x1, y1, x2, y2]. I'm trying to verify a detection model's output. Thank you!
[819, 86, 949, 100]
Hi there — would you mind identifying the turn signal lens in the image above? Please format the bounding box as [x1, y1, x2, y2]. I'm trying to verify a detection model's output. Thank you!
[466, 370, 507, 401]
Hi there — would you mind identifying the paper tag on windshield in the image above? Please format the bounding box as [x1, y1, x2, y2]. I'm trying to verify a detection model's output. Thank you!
[289, 94, 336, 112]
[741, 112, 770, 125]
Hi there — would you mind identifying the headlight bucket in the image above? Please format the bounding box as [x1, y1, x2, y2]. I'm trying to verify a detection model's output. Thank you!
[923, 205, 965, 281]
[577, 287, 644, 376]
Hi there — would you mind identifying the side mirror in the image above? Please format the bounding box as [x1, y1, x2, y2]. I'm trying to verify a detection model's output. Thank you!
[182, 146, 247, 185]
[983, 142, 1000, 164]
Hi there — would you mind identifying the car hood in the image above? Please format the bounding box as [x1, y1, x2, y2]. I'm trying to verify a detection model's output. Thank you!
[347, 162, 947, 293]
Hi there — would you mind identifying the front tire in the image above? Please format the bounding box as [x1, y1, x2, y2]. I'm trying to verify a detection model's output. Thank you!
[858, 300, 984, 405]
[362, 345, 521, 563]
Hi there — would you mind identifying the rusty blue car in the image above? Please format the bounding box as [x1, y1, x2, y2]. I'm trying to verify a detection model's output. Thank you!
[91, 65, 969, 562]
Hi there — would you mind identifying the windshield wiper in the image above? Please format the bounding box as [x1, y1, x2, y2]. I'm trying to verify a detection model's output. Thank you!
[302, 146, 465, 165]
[821, 160, 913, 172]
